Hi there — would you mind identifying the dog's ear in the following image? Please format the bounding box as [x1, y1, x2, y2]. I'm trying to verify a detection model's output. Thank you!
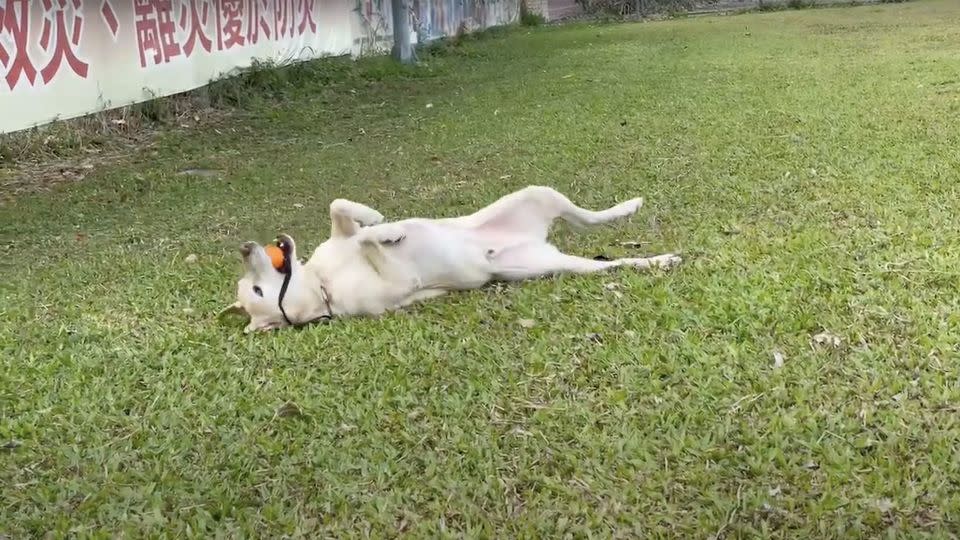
[277, 233, 298, 262]
[217, 301, 247, 319]
[244, 318, 282, 334]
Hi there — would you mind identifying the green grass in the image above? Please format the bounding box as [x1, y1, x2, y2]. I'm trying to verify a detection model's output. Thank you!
[4, 0, 960, 536]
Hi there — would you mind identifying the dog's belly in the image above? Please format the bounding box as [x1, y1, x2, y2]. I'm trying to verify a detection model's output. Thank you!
[314, 221, 536, 316]
[395, 220, 497, 289]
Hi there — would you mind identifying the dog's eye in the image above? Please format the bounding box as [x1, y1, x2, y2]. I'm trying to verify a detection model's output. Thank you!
[252, 286, 263, 297]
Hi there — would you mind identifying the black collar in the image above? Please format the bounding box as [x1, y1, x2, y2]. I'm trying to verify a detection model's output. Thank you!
[277, 278, 333, 327]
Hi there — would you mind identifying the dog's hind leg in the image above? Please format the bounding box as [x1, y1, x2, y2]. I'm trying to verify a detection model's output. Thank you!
[455, 186, 643, 240]
[490, 242, 680, 281]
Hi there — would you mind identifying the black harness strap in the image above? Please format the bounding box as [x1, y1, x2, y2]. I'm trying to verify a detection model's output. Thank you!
[275, 238, 333, 327]
[277, 267, 295, 326]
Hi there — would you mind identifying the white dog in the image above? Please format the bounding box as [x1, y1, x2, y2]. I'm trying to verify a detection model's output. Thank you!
[222, 185, 681, 332]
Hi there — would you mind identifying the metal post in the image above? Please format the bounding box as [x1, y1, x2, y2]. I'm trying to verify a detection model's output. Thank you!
[391, 0, 414, 64]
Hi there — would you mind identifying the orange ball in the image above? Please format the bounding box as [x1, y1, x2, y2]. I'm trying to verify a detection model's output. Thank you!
[264, 244, 285, 270]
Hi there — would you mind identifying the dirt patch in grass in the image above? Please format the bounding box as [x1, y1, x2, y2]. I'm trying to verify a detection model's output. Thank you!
[0, 95, 238, 201]
[0, 51, 457, 202]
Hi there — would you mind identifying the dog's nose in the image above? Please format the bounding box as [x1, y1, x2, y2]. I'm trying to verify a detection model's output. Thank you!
[239, 241, 257, 258]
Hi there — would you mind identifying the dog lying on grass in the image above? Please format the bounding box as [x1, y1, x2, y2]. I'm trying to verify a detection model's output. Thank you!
[221, 185, 682, 333]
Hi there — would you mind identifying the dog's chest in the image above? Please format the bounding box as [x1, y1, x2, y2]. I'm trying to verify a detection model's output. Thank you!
[305, 242, 407, 315]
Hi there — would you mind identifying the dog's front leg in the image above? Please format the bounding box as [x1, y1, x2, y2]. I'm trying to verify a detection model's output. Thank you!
[329, 199, 385, 238]
[356, 223, 416, 285]
[357, 222, 406, 245]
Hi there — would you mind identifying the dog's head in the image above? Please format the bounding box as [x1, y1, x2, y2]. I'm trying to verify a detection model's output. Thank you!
[222, 234, 330, 333]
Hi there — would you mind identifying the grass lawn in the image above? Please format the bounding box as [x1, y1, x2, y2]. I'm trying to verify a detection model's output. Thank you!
[4, 0, 960, 536]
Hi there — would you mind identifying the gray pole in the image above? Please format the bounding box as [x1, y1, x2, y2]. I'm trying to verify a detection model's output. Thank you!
[391, 0, 414, 63]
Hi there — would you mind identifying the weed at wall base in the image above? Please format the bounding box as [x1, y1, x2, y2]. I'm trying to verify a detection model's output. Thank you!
[520, 0, 547, 25]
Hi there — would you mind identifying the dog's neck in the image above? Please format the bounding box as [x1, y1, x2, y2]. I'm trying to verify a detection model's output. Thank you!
[300, 264, 337, 320]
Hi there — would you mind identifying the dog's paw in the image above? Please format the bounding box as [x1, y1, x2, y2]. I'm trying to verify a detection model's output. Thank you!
[650, 253, 682, 269]
[611, 197, 644, 220]
[360, 210, 385, 227]
[380, 233, 405, 245]
[370, 224, 406, 245]
[357, 224, 404, 246]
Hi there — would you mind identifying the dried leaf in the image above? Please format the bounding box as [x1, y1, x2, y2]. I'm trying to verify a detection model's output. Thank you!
[604, 283, 623, 298]
[874, 498, 896, 513]
[517, 318, 536, 329]
[773, 350, 785, 368]
[177, 168, 221, 177]
[812, 332, 842, 348]
[1, 440, 22, 451]
[275, 401, 304, 418]
[184, 254, 198, 264]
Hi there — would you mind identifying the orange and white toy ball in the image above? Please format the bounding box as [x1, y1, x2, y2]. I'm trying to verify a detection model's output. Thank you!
[264, 244, 285, 270]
